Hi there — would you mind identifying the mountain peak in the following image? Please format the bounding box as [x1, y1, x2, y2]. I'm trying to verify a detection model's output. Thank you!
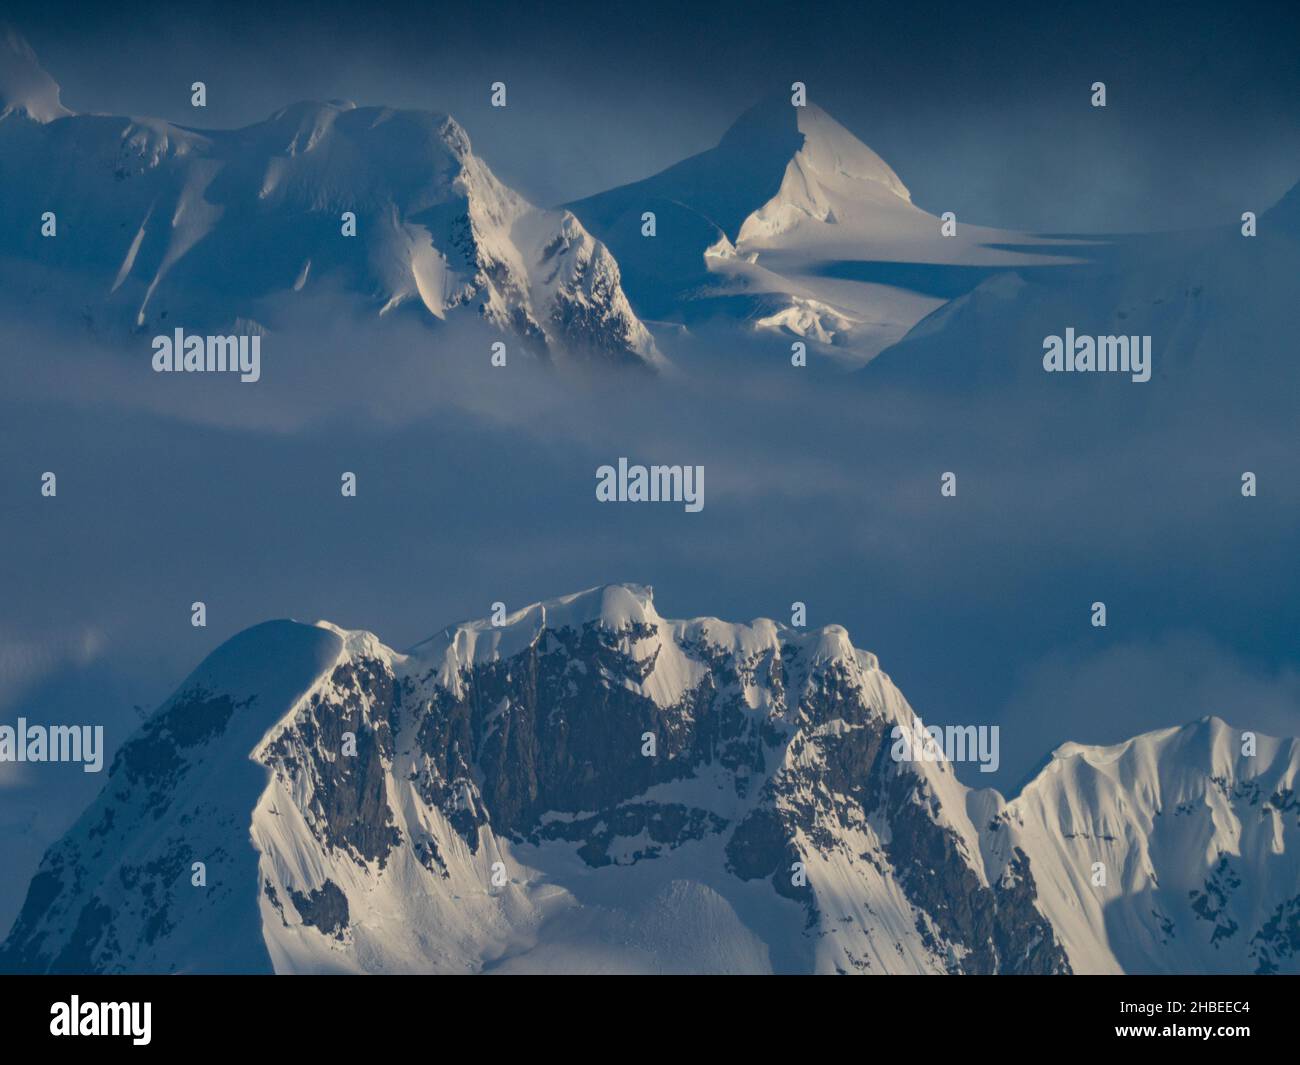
[9, 584, 1297, 975]
[0, 28, 72, 123]
[565, 93, 931, 356]
[401, 583, 878, 709]
[1046, 713, 1267, 768]
[548, 581, 660, 628]
[717, 96, 910, 205]
[1003, 715, 1300, 974]
[715, 93, 804, 155]
[458, 582, 663, 640]
[793, 103, 911, 203]
[729, 98, 914, 252]
[0, 65, 662, 369]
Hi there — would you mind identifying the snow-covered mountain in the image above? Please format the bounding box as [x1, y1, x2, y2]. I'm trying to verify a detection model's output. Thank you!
[568, 97, 1076, 364]
[0, 30, 663, 369]
[864, 177, 1300, 414]
[992, 719, 1300, 975]
[3, 583, 1295, 974]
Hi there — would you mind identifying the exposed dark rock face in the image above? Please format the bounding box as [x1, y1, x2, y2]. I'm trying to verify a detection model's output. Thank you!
[265, 660, 402, 869]
[1189, 856, 1243, 946]
[1252, 894, 1300, 974]
[251, 611, 1069, 974]
[723, 662, 1069, 973]
[409, 623, 709, 837]
[289, 881, 349, 940]
[533, 803, 728, 867]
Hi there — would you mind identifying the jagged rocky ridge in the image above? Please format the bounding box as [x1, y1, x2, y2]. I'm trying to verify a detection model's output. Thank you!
[3, 585, 1297, 974]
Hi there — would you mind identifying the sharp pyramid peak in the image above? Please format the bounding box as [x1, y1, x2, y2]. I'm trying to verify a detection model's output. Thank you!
[717, 94, 911, 204]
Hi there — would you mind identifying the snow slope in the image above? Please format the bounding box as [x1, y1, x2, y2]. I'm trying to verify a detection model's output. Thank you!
[992, 719, 1300, 974]
[0, 32, 662, 369]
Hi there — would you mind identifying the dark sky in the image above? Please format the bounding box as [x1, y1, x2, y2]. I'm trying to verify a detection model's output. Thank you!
[6, 0, 1300, 229]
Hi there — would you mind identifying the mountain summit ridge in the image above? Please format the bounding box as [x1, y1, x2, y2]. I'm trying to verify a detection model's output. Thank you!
[4, 583, 1296, 975]
[0, 31, 663, 369]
